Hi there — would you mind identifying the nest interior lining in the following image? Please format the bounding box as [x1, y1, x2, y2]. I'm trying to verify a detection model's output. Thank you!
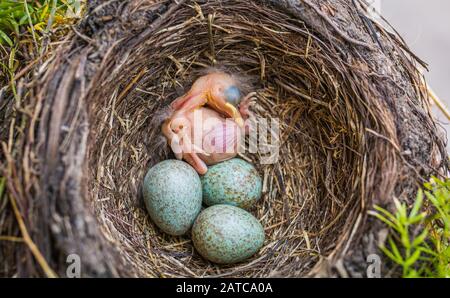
[85, 1, 366, 277]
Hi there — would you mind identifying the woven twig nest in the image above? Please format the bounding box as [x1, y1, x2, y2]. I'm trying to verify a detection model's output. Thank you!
[1, 0, 448, 277]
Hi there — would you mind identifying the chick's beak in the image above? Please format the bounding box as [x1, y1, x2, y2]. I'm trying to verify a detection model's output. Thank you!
[206, 92, 244, 127]
[224, 103, 244, 127]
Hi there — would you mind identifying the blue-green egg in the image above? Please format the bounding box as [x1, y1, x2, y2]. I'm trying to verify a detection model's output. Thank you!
[201, 158, 262, 209]
[143, 160, 202, 236]
[192, 205, 265, 264]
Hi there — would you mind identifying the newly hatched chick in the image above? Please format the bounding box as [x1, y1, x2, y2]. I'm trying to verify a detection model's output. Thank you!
[162, 107, 245, 175]
[163, 71, 256, 174]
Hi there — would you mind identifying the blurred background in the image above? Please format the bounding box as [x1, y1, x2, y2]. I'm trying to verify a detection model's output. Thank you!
[381, 0, 450, 149]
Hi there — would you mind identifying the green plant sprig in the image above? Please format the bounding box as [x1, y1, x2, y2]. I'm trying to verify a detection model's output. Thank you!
[370, 177, 450, 278]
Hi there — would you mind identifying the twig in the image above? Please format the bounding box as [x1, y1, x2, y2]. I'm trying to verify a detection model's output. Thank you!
[0, 236, 24, 242]
[208, 13, 216, 65]
[8, 191, 58, 277]
[427, 86, 450, 121]
[302, 0, 375, 50]
[2, 143, 58, 278]
[23, 0, 39, 53]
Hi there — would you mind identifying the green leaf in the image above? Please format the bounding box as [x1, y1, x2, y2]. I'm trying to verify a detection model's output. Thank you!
[380, 245, 401, 264]
[389, 237, 403, 263]
[368, 210, 397, 230]
[373, 205, 397, 222]
[393, 197, 407, 221]
[400, 229, 411, 249]
[412, 229, 428, 247]
[19, 14, 28, 25]
[410, 189, 423, 219]
[0, 28, 13, 46]
[425, 191, 439, 207]
[8, 46, 16, 71]
[408, 212, 426, 225]
[9, 18, 19, 35]
[405, 249, 422, 268]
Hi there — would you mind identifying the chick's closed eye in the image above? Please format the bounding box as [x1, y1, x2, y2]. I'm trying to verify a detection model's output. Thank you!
[224, 86, 242, 106]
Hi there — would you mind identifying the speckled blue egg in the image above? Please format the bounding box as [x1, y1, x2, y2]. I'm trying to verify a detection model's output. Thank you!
[192, 205, 265, 264]
[143, 160, 202, 236]
[201, 158, 262, 209]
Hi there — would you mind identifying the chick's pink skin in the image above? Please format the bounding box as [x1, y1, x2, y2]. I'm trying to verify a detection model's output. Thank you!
[162, 107, 246, 175]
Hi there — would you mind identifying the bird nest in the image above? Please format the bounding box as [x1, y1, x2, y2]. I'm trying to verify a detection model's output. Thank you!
[1, 0, 448, 277]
